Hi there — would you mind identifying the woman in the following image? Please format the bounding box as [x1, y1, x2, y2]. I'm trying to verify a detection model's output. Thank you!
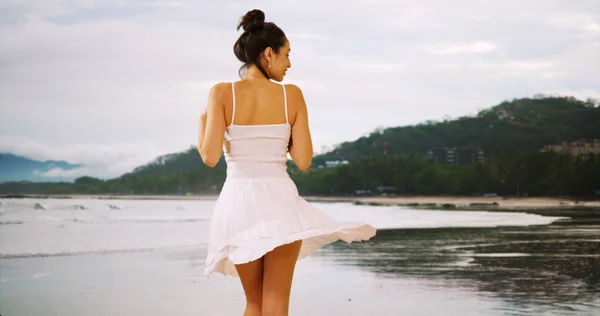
[198, 9, 376, 316]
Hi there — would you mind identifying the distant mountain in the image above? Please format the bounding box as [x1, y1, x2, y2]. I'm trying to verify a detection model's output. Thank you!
[0, 153, 82, 183]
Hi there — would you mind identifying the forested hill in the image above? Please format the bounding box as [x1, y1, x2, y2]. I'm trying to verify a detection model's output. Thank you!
[1, 96, 599, 196]
[124, 96, 600, 177]
[313, 96, 600, 163]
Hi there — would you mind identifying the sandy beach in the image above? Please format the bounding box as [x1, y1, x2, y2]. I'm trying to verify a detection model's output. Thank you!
[308, 195, 600, 209]
[2, 197, 599, 315]
[16, 194, 600, 209]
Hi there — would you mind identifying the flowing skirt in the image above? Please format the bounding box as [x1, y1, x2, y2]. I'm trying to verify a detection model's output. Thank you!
[204, 167, 376, 277]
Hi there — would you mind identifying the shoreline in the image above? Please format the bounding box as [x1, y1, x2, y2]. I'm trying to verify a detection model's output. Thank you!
[306, 195, 600, 209]
[2, 194, 599, 209]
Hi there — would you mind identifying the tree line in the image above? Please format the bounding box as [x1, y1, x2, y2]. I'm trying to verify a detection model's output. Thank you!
[292, 151, 600, 197]
[1, 96, 598, 198]
[2, 151, 598, 198]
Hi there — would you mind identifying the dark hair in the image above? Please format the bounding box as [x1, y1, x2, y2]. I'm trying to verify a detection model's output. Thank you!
[234, 9, 286, 79]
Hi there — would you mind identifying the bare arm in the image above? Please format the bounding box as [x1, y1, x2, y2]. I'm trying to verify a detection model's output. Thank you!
[197, 83, 227, 167]
[287, 84, 313, 170]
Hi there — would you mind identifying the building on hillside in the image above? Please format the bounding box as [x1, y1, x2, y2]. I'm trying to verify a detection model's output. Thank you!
[376, 186, 397, 196]
[541, 139, 600, 157]
[455, 147, 485, 165]
[427, 148, 451, 164]
[495, 108, 515, 121]
[317, 160, 350, 168]
[427, 147, 484, 165]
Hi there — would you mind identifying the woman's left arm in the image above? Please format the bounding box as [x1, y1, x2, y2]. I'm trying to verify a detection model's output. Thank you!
[197, 83, 227, 167]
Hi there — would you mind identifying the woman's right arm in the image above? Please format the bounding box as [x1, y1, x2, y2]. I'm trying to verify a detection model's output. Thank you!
[287, 84, 313, 171]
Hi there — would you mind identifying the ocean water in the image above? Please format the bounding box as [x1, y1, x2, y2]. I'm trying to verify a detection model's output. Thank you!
[0, 198, 561, 259]
[1, 198, 598, 316]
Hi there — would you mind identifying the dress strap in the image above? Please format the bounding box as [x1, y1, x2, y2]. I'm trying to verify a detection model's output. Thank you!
[282, 84, 288, 124]
[230, 82, 236, 125]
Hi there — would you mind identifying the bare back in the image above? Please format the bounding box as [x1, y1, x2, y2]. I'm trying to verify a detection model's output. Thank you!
[198, 79, 313, 170]
[226, 80, 296, 126]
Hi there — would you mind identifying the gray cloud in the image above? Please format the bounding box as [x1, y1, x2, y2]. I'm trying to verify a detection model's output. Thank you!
[1, 0, 599, 178]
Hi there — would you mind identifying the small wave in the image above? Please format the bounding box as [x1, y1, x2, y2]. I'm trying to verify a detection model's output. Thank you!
[450, 257, 476, 267]
[72, 205, 88, 210]
[31, 216, 64, 221]
[1, 273, 53, 283]
[471, 253, 531, 257]
[107, 216, 208, 223]
[73, 217, 94, 224]
[108, 204, 124, 210]
[32, 273, 52, 279]
[0, 219, 24, 225]
[0, 244, 202, 259]
[34, 203, 49, 210]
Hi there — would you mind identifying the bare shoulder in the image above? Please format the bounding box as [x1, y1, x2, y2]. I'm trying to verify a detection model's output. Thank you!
[284, 84, 306, 106]
[203, 82, 231, 115]
[284, 83, 303, 96]
[208, 82, 231, 99]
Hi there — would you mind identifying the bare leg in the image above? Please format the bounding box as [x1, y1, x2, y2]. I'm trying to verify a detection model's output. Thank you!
[262, 240, 302, 316]
[235, 257, 264, 316]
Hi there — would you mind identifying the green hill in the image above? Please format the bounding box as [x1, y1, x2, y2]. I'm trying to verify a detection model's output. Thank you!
[1, 96, 599, 197]
[313, 96, 600, 164]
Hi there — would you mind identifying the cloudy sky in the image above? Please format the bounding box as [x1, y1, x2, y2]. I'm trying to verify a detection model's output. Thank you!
[1, 0, 599, 179]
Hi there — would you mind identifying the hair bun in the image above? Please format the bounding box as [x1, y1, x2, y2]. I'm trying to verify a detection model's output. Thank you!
[237, 9, 265, 33]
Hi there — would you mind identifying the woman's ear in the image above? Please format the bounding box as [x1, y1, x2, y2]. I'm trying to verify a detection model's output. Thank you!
[264, 47, 273, 63]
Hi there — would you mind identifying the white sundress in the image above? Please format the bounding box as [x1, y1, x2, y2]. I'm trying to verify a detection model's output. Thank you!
[204, 82, 377, 277]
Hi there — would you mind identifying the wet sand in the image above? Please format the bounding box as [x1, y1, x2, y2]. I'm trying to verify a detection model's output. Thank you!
[12, 193, 600, 209]
[1, 206, 598, 315]
[308, 195, 600, 209]
[4, 248, 493, 316]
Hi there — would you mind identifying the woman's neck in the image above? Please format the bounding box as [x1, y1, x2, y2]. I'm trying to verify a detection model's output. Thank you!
[244, 65, 269, 81]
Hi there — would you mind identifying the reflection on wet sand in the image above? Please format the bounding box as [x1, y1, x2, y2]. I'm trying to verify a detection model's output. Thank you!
[317, 209, 600, 313]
